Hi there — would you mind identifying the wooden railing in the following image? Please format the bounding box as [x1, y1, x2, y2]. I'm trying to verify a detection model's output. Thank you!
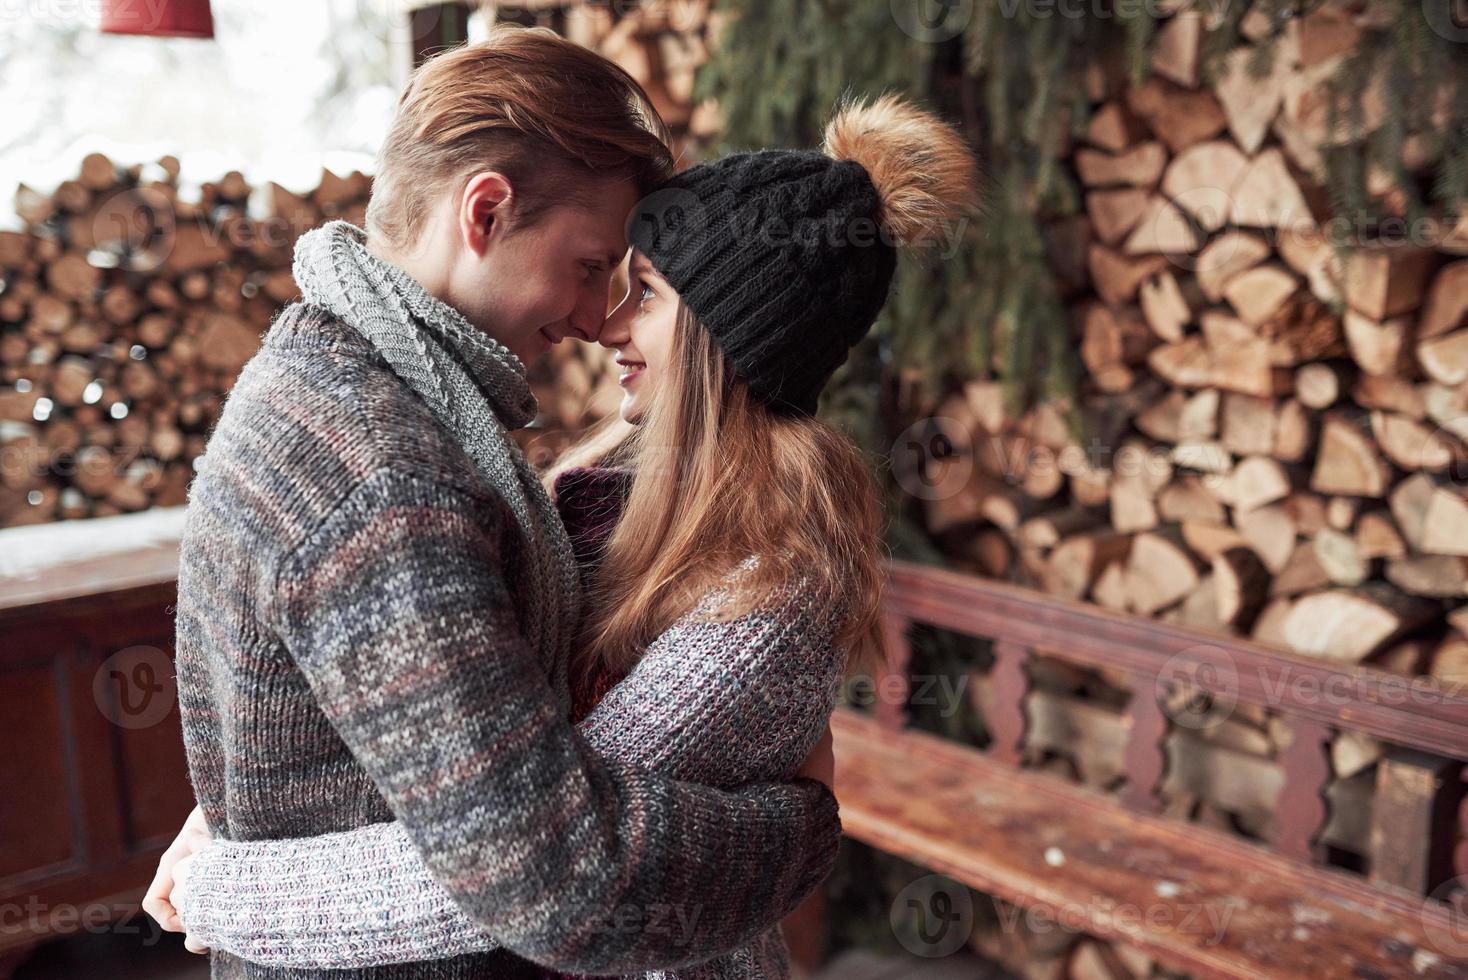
[6, 515, 1467, 976]
[826, 559, 1468, 977]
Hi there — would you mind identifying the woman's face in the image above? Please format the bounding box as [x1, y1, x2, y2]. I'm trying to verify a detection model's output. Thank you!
[599, 250, 678, 424]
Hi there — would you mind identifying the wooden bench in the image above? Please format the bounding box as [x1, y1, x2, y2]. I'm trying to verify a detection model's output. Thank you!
[830, 559, 1468, 978]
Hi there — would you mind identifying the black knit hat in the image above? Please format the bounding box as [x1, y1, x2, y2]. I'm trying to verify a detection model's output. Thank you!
[627, 95, 979, 416]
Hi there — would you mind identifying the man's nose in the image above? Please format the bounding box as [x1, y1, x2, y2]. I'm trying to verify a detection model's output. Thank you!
[566, 282, 612, 343]
[565, 310, 603, 344]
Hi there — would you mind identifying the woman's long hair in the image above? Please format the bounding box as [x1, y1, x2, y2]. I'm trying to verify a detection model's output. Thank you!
[548, 92, 980, 690]
[549, 302, 884, 687]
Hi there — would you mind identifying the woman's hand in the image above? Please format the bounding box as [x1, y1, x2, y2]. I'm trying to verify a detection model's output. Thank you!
[142, 804, 212, 953]
[172, 851, 208, 953]
[795, 724, 835, 790]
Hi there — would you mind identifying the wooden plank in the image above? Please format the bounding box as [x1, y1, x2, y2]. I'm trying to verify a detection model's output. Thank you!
[882, 561, 1468, 760]
[0, 546, 177, 614]
[832, 709, 1468, 980]
[0, 593, 190, 957]
[0, 509, 183, 614]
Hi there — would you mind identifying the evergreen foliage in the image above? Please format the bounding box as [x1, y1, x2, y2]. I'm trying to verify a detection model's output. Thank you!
[697, 0, 1468, 424]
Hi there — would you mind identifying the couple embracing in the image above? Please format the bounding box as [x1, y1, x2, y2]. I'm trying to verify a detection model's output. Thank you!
[142, 25, 977, 980]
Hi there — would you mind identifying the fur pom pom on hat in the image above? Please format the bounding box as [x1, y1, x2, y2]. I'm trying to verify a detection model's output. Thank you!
[628, 94, 979, 415]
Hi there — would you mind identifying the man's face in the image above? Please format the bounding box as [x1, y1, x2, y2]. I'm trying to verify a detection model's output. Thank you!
[444, 175, 641, 366]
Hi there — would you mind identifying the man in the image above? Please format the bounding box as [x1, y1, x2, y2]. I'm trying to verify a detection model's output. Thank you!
[145, 27, 840, 979]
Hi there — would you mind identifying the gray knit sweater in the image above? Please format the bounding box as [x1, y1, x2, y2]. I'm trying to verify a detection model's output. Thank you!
[177, 560, 847, 978]
[173, 302, 842, 980]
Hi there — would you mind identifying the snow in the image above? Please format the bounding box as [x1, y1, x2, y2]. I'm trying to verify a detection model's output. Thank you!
[0, 504, 186, 580]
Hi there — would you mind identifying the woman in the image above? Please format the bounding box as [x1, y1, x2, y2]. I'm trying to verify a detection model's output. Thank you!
[160, 94, 977, 978]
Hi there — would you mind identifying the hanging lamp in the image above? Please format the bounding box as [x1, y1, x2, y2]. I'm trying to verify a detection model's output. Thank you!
[101, 0, 215, 39]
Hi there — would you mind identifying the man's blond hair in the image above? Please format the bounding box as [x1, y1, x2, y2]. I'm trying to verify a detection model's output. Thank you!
[366, 26, 673, 251]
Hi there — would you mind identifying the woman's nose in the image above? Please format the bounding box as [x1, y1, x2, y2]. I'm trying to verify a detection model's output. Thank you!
[599, 294, 633, 348]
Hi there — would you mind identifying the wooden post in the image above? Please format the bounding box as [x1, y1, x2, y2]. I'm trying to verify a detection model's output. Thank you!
[1121, 670, 1168, 814]
[1276, 716, 1333, 862]
[874, 612, 912, 730]
[1370, 749, 1460, 895]
[987, 641, 1029, 765]
[1458, 763, 1468, 881]
[410, 2, 474, 67]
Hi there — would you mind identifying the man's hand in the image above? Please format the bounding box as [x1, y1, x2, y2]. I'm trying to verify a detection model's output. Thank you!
[795, 724, 834, 789]
[142, 805, 212, 948]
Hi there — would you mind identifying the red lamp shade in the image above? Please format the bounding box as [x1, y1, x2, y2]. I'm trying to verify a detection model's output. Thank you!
[101, 0, 214, 38]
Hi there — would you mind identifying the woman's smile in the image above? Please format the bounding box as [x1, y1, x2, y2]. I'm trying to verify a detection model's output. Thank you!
[616, 357, 646, 386]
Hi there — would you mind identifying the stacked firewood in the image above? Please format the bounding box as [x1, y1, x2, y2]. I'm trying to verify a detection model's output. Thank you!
[537, 0, 724, 158]
[517, 340, 626, 469]
[930, 10, 1468, 949]
[0, 3, 715, 529]
[0, 156, 372, 526]
[920, 6, 1468, 689]
[971, 915, 1170, 980]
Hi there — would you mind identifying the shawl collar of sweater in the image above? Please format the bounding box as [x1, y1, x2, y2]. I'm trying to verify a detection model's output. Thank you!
[292, 219, 580, 701]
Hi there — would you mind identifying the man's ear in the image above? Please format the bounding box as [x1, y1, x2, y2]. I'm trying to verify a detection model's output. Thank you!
[459, 171, 515, 257]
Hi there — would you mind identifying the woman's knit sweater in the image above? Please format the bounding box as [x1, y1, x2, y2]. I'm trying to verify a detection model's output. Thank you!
[177, 462, 850, 978]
